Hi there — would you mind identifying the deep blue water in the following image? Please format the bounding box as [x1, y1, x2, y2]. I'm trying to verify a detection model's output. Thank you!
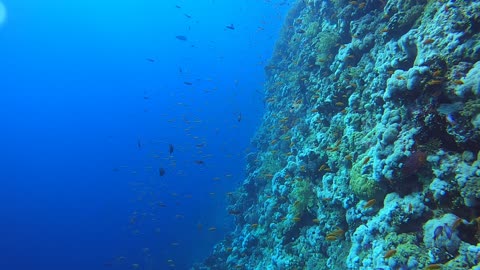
[0, 1, 289, 269]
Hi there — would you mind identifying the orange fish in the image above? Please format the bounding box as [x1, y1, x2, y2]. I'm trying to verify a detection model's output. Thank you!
[424, 264, 442, 270]
[423, 38, 435, 45]
[327, 228, 345, 238]
[383, 249, 396, 259]
[364, 199, 376, 209]
[326, 235, 337, 241]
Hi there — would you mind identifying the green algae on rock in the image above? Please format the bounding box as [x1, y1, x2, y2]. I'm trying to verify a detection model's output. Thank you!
[349, 155, 385, 200]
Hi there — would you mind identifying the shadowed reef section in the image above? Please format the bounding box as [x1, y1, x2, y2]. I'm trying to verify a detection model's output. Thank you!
[195, 0, 480, 269]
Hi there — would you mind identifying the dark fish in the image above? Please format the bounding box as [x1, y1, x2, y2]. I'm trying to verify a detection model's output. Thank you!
[433, 225, 443, 240]
[159, 167, 166, 176]
[184, 13, 192, 18]
[176, 35, 187, 41]
[226, 24, 235, 30]
[228, 210, 241, 215]
[175, 5, 181, 8]
[146, 58, 155, 62]
[183, 81, 193, 85]
[194, 160, 205, 165]
[296, 29, 305, 34]
[237, 112, 242, 122]
[444, 223, 452, 239]
[169, 144, 174, 155]
[137, 139, 142, 149]
[264, 64, 276, 70]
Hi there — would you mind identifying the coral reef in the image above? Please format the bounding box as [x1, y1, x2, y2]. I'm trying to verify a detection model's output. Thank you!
[195, 1, 480, 269]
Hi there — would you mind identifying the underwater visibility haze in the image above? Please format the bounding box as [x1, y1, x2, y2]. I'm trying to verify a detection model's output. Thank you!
[3, 0, 480, 270]
[0, 0, 290, 269]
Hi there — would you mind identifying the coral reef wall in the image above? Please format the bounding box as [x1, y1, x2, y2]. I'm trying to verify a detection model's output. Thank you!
[196, 0, 480, 269]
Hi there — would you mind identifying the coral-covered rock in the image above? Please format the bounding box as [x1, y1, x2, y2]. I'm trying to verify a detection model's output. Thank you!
[197, 1, 480, 269]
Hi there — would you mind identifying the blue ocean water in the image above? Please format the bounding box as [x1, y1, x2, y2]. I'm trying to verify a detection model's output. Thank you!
[0, 1, 290, 269]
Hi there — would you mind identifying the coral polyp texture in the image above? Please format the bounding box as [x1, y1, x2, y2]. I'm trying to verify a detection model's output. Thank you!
[195, 0, 480, 269]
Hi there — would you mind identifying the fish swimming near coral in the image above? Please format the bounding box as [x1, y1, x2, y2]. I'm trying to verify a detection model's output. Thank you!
[383, 249, 397, 259]
[433, 223, 453, 241]
[433, 225, 443, 240]
[363, 199, 376, 209]
[424, 264, 442, 270]
[228, 209, 241, 215]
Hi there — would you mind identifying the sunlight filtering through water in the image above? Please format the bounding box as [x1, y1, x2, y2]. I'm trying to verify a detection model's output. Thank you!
[0, 1, 6, 26]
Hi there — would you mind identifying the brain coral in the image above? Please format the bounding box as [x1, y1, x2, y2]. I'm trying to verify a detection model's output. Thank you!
[350, 156, 386, 200]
